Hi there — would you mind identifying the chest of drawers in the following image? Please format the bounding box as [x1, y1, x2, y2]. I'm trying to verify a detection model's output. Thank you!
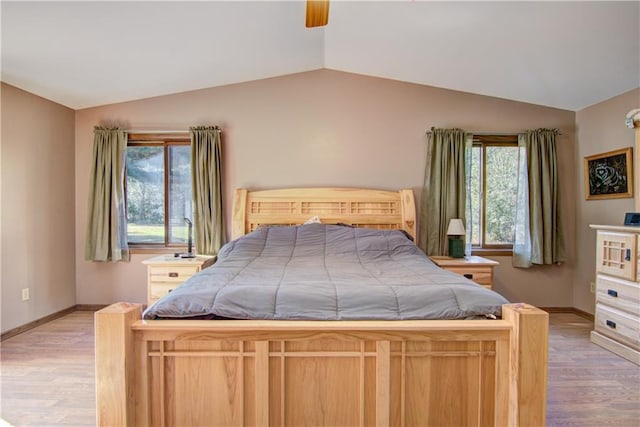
[590, 225, 640, 365]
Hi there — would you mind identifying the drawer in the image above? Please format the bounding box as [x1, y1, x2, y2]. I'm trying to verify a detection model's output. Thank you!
[149, 266, 199, 282]
[149, 282, 180, 303]
[596, 274, 640, 315]
[596, 231, 637, 281]
[445, 267, 492, 286]
[595, 304, 640, 351]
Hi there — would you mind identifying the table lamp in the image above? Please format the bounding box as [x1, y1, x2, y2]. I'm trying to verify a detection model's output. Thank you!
[447, 219, 466, 258]
[182, 218, 196, 258]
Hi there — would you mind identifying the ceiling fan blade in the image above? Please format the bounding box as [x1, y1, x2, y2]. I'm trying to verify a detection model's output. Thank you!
[306, 0, 329, 27]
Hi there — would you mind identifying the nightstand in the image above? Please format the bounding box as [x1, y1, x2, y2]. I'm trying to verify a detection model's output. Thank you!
[142, 254, 216, 306]
[429, 255, 499, 289]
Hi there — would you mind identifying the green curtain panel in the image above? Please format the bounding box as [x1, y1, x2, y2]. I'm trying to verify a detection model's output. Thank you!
[463, 133, 474, 256]
[419, 128, 468, 256]
[513, 129, 566, 268]
[85, 127, 129, 262]
[190, 126, 225, 255]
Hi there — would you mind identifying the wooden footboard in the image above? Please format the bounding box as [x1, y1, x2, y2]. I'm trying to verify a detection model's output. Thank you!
[95, 303, 547, 426]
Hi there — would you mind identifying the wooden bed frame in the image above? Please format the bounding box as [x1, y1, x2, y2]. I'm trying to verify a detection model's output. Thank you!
[96, 188, 548, 426]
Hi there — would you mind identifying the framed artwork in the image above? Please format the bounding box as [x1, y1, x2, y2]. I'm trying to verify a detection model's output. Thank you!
[584, 147, 633, 200]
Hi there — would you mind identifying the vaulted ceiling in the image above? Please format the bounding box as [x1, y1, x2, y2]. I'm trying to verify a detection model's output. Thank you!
[2, 1, 638, 111]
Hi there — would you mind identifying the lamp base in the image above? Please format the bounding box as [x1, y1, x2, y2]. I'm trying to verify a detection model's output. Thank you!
[448, 238, 465, 258]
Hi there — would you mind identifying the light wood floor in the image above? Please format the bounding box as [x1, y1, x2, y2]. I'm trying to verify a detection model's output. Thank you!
[1, 311, 95, 426]
[546, 313, 640, 426]
[1, 311, 638, 426]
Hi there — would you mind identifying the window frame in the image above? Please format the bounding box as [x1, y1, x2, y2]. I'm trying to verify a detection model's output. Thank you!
[470, 134, 518, 255]
[125, 133, 191, 253]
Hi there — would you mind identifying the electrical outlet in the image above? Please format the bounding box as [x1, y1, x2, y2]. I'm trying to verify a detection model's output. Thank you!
[590, 281, 596, 294]
[21, 288, 30, 301]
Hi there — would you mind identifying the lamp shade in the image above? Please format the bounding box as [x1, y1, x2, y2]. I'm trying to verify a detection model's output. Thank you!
[447, 219, 466, 236]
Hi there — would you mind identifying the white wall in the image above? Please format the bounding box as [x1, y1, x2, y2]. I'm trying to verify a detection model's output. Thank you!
[1, 83, 76, 333]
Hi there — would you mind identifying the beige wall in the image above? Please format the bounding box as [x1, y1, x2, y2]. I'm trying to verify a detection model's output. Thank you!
[75, 69, 576, 307]
[1, 83, 76, 333]
[573, 88, 640, 314]
[2, 68, 635, 329]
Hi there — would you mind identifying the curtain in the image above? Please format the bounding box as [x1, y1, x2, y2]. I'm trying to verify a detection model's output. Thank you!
[464, 133, 474, 257]
[85, 127, 129, 262]
[190, 126, 225, 255]
[419, 128, 468, 255]
[513, 129, 566, 268]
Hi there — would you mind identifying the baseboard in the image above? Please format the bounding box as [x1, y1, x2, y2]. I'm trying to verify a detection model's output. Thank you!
[1, 304, 109, 341]
[570, 307, 594, 321]
[1, 306, 76, 341]
[539, 306, 594, 321]
[74, 304, 109, 311]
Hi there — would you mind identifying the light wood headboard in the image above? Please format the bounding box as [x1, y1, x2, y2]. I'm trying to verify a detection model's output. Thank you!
[232, 187, 416, 241]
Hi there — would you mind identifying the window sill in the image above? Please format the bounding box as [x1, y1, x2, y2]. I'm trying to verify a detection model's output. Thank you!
[129, 246, 187, 255]
[471, 248, 513, 257]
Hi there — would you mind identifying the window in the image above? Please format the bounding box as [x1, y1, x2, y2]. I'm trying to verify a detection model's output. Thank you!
[125, 134, 192, 247]
[467, 135, 519, 252]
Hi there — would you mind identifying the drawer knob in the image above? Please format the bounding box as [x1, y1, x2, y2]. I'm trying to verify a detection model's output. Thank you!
[607, 289, 618, 298]
[605, 320, 617, 329]
[168, 272, 179, 278]
[463, 273, 473, 279]
[625, 248, 631, 262]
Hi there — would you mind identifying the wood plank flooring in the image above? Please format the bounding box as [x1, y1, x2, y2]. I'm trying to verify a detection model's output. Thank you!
[1, 311, 638, 426]
[1, 311, 95, 426]
[546, 313, 640, 426]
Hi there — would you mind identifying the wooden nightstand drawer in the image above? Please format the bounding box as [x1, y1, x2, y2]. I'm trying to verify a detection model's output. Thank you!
[149, 282, 181, 302]
[149, 266, 199, 282]
[444, 267, 492, 286]
[429, 256, 498, 289]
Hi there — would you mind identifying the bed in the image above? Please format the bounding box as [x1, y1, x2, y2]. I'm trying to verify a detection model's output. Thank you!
[95, 187, 548, 426]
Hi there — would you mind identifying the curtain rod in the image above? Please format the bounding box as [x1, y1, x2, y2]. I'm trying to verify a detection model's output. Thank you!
[125, 130, 188, 133]
[425, 129, 562, 135]
[125, 128, 221, 133]
[425, 130, 520, 136]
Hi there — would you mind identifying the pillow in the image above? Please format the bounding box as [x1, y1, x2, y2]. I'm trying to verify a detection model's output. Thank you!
[303, 216, 321, 224]
[334, 222, 354, 228]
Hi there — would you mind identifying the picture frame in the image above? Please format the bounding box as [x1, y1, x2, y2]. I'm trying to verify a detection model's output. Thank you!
[584, 147, 633, 200]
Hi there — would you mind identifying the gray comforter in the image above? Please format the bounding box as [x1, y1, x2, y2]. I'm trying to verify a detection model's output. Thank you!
[143, 224, 509, 320]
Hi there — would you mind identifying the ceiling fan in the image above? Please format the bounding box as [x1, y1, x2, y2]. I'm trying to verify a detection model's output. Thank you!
[306, 0, 330, 27]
